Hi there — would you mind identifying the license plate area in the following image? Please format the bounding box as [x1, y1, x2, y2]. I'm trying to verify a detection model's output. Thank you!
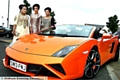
[10, 59, 27, 72]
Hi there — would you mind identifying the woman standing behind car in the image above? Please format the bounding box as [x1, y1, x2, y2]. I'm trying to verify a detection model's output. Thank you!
[12, 4, 32, 42]
[40, 7, 56, 34]
[30, 4, 41, 34]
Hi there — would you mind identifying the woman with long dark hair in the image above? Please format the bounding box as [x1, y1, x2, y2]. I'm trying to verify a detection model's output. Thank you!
[12, 4, 32, 42]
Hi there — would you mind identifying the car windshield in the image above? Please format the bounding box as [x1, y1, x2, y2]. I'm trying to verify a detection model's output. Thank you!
[40, 25, 93, 37]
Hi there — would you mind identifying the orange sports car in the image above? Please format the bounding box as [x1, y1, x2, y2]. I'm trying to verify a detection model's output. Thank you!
[3, 24, 119, 80]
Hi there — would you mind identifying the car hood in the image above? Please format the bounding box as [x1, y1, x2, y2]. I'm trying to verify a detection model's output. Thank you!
[9, 34, 88, 56]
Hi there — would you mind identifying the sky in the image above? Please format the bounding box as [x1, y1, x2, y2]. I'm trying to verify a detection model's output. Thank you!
[0, 0, 120, 27]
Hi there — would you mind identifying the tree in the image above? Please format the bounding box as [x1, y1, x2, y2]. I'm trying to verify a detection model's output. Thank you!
[23, 0, 32, 15]
[50, 11, 57, 24]
[106, 15, 119, 33]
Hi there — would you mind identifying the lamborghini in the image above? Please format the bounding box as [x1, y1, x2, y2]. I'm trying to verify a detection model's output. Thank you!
[3, 24, 119, 80]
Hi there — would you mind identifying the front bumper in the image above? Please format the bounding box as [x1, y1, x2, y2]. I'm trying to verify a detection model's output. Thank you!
[3, 55, 66, 80]
[3, 47, 86, 79]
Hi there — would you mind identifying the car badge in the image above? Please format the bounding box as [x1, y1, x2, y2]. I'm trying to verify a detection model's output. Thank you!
[25, 48, 28, 51]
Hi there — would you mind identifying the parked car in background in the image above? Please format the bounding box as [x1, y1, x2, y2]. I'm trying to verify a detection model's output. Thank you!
[0, 27, 13, 38]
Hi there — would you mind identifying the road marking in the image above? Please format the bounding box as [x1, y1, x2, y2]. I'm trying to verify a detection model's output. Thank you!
[106, 65, 118, 80]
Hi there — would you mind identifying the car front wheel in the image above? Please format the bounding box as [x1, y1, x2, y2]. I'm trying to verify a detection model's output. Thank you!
[84, 49, 101, 78]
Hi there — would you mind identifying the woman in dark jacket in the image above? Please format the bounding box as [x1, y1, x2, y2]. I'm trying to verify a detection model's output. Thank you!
[40, 7, 56, 34]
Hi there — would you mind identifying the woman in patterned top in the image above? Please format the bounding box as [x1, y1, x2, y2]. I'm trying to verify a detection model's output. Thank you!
[30, 4, 41, 34]
[40, 7, 56, 34]
[12, 4, 32, 42]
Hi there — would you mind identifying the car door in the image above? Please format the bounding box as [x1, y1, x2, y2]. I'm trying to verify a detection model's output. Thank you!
[98, 34, 113, 63]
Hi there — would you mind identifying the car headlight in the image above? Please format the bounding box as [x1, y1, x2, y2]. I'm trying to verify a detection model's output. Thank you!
[52, 45, 78, 57]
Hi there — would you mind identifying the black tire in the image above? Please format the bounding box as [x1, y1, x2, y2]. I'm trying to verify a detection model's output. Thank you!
[84, 49, 101, 78]
[113, 45, 119, 61]
[6, 34, 10, 38]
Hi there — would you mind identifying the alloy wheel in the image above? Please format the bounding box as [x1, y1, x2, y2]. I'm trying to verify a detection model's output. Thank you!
[84, 50, 100, 78]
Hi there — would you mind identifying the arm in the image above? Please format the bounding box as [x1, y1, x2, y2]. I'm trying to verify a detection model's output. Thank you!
[29, 27, 33, 34]
[40, 27, 50, 32]
[12, 15, 18, 35]
[28, 15, 33, 34]
[12, 25, 17, 35]
[36, 16, 41, 33]
[50, 17, 56, 30]
[40, 16, 43, 30]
